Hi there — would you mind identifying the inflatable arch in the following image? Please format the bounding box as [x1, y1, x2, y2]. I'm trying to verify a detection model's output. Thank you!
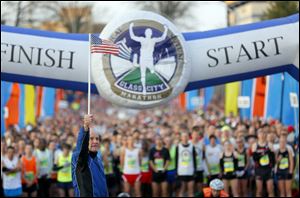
[1, 12, 298, 108]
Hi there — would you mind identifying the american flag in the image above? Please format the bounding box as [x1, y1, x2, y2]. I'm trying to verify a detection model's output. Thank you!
[90, 34, 119, 55]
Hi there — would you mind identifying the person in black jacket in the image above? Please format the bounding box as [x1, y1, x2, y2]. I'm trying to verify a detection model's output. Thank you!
[71, 114, 108, 197]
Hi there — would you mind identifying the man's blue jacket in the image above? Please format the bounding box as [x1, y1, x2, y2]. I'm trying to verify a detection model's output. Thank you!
[72, 128, 108, 197]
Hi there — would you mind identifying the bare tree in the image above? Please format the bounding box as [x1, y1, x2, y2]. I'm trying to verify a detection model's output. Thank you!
[1, 1, 41, 26]
[42, 1, 95, 33]
[137, 1, 194, 26]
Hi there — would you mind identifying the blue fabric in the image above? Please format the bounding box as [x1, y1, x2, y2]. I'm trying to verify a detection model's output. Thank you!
[4, 187, 22, 197]
[265, 74, 283, 120]
[1, 81, 12, 136]
[204, 86, 214, 109]
[72, 128, 108, 197]
[281, 73, 299, 126]
[166, 169, 177, 183]
[42, 87, 56, 118]
[186, 90, 199, 111]
[240, 79, 253, 120]
[19, 84, 25, 129]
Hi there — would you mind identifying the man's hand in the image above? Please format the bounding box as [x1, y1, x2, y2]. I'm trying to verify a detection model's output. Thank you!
[83, 114, 93, 132]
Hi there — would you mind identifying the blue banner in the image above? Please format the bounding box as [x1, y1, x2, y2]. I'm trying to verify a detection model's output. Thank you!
[265, 73, 284, 120]
[204, 87, 214, 109]
[186, 90, 199, 111]
[42, 87, 56, 118]
[1, 81, 12, 135]
[282, 73, 299, 126]
[19, 84, 25, 129]
[240, 79, 253, 119]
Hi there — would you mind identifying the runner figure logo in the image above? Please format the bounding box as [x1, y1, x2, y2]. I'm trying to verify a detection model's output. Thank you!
[92, 11, 190, 109]
[102, 20, 185, 102]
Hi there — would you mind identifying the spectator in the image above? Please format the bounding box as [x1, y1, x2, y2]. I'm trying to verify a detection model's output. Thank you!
[2, 146, 22, 197]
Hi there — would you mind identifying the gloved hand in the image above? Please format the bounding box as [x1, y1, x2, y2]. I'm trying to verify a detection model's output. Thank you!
[236, 170, 245, 177]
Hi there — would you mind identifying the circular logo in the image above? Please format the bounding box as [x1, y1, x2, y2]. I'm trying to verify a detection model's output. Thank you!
[92, 11, 191, 109]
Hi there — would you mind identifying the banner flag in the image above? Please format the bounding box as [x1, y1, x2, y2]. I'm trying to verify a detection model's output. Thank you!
[5, 83, 20, 127]
[225, 82, 240, 116]
[265, 74, 283, 120]
[1, 81, 12, 135]
[282, 73, 299, 125]
[24, 85, 36, 126]
[240, 79, 253, 119]
[252, 77, 267, 117]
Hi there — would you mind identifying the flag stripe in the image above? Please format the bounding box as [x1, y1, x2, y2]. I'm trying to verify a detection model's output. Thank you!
[91, 50, 119, 54]
[91, 44, 118, 48]
[90, 34, 119, 55]
[91, 47, 119, 51]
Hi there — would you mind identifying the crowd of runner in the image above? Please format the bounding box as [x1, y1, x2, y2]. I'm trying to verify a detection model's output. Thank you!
[1, 95, 299, 197]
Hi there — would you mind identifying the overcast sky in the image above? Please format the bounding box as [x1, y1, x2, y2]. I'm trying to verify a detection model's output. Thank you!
[1, 1, 227, 32]
[92, 1, 227, 32]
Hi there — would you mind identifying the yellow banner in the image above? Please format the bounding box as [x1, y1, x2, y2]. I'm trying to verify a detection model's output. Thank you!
[25, 85, 36, 125]
[225, 82, 240, 116]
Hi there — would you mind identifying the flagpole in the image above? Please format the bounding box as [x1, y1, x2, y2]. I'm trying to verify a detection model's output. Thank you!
[88, 33, 91, 115]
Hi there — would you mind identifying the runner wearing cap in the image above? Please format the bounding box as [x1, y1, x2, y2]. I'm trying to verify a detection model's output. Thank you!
[203, 178, 229, 197]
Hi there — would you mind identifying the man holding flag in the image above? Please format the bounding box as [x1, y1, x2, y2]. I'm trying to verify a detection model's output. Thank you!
[71, 114, 108, 197]
[71, 34, 116, 197]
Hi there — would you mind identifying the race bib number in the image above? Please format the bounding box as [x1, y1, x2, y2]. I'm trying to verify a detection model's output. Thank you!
[141, 158, 149, 172]
[210, 164, 220, 175]
[196, 155, 202, 169]
[224, 161, 234, 173]
[279, 157, 289, 170]
[155, 158, 164, 171]
[25, 171, 34, 181]
[128, 157, 136, 169]
[40, 158, 48, 168]
[7, 172, 17, 179]
[181, 151, 191, 168]
[237, 154, 245, 168]
[105, 162, 113, 174]
[259, 155, 270, 166]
